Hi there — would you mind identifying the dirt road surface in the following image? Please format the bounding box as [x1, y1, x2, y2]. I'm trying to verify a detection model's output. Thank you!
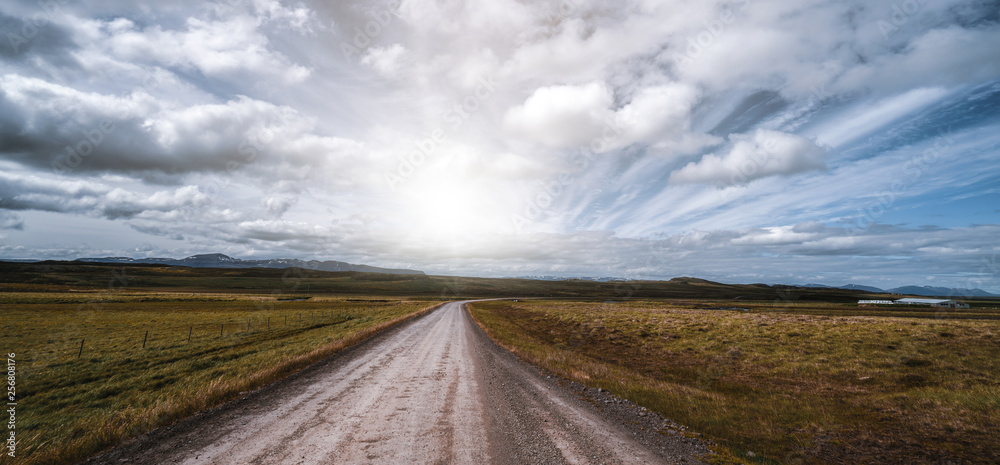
[84, 301, 709, 464]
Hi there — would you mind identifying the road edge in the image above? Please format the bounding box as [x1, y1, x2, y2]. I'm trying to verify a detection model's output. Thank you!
[77, 301, 449, 465]
[462, 300, 715, 464]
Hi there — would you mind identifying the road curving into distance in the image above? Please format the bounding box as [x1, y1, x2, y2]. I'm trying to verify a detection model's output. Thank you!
[83, 301, 709, 464]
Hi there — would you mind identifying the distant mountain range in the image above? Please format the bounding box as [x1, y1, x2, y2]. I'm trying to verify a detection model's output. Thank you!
[512, 278, 998, 297]
[508, 275, 627, 282]
[886, 285, 998, 298]
[796, 283, 998, 297]
[76, 253, 424, 275]
[800, 283, 886, 293]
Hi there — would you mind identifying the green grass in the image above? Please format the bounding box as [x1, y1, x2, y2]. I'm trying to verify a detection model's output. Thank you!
[467, 300, 1000, 465]
[1, 293, 439, 465]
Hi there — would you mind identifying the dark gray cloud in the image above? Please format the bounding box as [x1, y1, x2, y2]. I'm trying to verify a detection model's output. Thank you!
[0, 210, 23, 230]
[1, 10, 78, 66]
[0, 171, 209, 219]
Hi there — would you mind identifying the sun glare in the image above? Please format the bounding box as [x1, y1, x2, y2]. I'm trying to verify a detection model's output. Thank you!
[401, 177, 502, 243]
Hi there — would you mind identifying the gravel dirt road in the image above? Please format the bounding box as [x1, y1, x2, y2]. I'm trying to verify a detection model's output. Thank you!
[83, 301, 709, 464]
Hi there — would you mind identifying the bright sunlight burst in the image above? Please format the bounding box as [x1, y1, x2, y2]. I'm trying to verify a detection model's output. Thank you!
[399, 175, 506, 244]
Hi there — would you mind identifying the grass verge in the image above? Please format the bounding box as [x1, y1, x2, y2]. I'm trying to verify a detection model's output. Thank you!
[1, 293, 441, 465]
[467, 300, 1000, 465]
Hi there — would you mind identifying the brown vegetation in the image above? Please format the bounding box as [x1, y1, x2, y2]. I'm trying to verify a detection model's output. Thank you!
[467, 300, 1000, 464]
[2, 293, 440, 465]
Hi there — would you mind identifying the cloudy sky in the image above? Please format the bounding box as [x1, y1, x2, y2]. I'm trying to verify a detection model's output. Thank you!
[2, 0, 999, 291]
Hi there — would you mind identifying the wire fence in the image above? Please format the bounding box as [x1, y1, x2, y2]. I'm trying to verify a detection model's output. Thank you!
[57, 309, 367, 362]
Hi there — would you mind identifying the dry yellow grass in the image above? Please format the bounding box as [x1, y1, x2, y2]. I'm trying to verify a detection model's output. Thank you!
[1, 293, 441, 465]
[468, 300, 1000, 464]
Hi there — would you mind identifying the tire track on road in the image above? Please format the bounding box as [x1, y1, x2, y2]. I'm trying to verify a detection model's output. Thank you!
[82, 302, 709, 465]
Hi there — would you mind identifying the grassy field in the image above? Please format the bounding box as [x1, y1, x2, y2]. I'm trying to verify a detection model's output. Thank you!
[467, 299, 1000, 465]
[0, 292, 439, 465]
[4, 261, 997, 464]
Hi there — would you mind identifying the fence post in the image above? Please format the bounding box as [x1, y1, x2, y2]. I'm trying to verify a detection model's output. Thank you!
[267, 317, 270, 330]
[247, 317, 251, 333]
[188, 326, 193, 342]
[78, 338, 85, 359]
[220, 323, 224, 338]
[142, 330, 148, 349]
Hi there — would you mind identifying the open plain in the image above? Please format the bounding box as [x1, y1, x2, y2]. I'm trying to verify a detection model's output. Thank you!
[79, 302, 709, 465]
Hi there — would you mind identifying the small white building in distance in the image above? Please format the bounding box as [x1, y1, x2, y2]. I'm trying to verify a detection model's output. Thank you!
[857, 298, 970, 309]
[894, 298, 970, 309]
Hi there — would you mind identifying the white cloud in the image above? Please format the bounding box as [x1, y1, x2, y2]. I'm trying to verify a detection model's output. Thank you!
[104, 15, 311, 83]
[0, 74, 373, 179]
[251, 0, 320, 34]
[616, 84, 700, 143]
[361, 44, 407, 77]
[501, 15, 659, 85]
[0, 73, 155, 125]
[262, 195, 298, 217]
[614, 84, 720, 155]
[503, 82, 614, 148]
[669, 130, 827, 186]
[1, 0, 999, 291]
[731, 225, 822, 246]
[503, 81, 716, 155]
